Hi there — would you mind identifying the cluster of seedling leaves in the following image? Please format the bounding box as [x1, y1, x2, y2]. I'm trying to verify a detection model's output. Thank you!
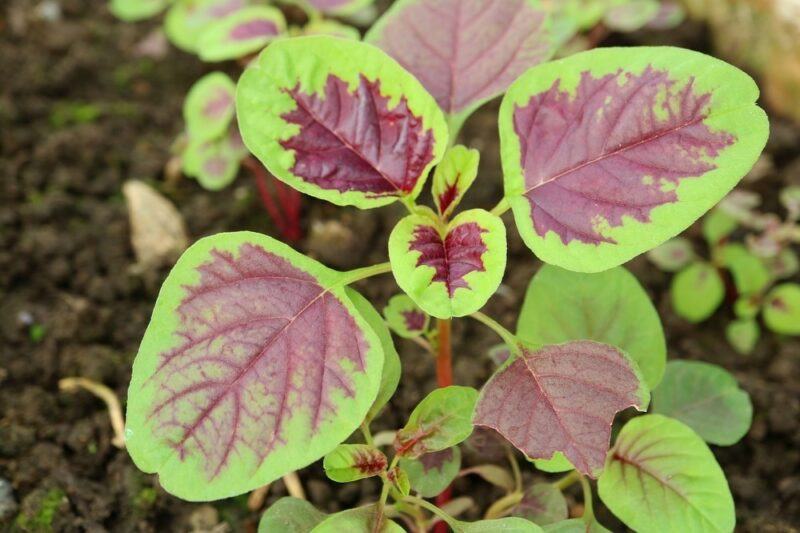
[123, 0, 771, 531]
[649, 186, 800, 354]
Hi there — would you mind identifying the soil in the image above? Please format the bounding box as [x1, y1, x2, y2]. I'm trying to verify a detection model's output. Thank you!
[1, 1, 799, 532]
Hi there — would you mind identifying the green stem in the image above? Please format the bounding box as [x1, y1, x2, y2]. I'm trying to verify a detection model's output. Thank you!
[579, 474, 595, 523]
[506, 447, 522, 493]
[361, 422, 374, 446]
[470, 312, 520, 355]
[374, 456, 400, 533]
[552, 470, 580, 491]
[490, 198, 510, 217]
[403, 495, 460, 529]
[340, 262, 392, 285]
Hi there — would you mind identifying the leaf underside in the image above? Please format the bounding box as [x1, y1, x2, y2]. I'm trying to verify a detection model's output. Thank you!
[474, 341, 648, 477]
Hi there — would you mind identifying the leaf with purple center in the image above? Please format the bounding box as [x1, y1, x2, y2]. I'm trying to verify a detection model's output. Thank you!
[184, 72, 236, 143]
[389, 208, 506, 318]
[500, 47, 768, 273]
[763, 283, 800, 335]
[165, 0, 250, 52]
[399, 446, 461, 498]
[512, 482, 568, 526]
[383, 294, 429, 339]
[197, 6, 285, 62]
[394, 386, 478, 459]
[323, 444, 388, 483]
[237, 36, 448, 209]
[125, 232, 384, 500]
[646, 237, 695, 272]
[432, 145, 480, 219]
[182, 128, 245, 191]
[473, 340, 649, 478]
[367, 0, 555, 134]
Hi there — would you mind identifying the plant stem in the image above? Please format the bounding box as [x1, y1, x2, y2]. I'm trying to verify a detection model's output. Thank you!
[579, 474, 595, 523]
[59, 377, 126, 448]
[361, 422, 374, 446]
[436, 318, 453, 387]
[506, 447, 523, 493]
[408, 334, 435, 355]
[340, 262, 393, 285]
[490, 197, 510, 217]
[552, 470, 580, 491]
[469, 312, 520, 355]
[403, 495, 460, 530]
[374, 456, 400, 533]
[484, 491, 524, 519]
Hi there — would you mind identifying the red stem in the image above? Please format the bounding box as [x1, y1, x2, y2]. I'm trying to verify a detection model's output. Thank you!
[433, 319, 453, 533]
[242, 156, 302, 242]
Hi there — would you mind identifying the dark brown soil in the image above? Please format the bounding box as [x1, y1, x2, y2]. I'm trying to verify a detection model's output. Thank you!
[1, 1, 799, 531]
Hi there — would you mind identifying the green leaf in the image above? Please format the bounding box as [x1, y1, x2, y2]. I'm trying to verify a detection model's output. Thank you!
[125, 232, 384, 500]
[197, 6, 285, 62]
[500, 47, 768, 273]
[456, 517, 544, 533]
[727, 318, 759, 355]
[301, 19, 361, 40]
[461, 464, 515, 492]
[383, 294, 429, 339]
[652, 360, 752, 445]
[518, 265, 666, 389]
[432, 145, 480, 219]
[513, 483, 568, 525]
[395, 386, 478, 459]
[258, 497, 326, 533]
[388, 466, 411, 497]
[110, 0, 169, 21]
[670, 262, 725, 323]
[400, 447, 461, 498]
[598, 414, 735, 533]
[389, 208, 507, 319]
[311, 505, 404, 533]
[733, 295, 760, 319]
[542, 518, 611, 533]
[182, 131, 243, 191]
[766, 248, 799, 280]
[184, 72, 237, 143]
[237, 36, 449, 209]
[165, 0, 247, 53]
[718, 243, 771, 295]
[323, 444, 387, 482]
[646, 237, 695, 272]
[532, 452, 574, 474]
[702, 208, 737, 247]
[347, 289, 400, 424]
[603, 0, 660, 32]
[763, 283, 800, 335]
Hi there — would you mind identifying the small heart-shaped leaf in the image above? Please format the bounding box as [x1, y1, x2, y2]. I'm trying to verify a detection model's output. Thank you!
[763, 283, 800, 335]
[670, 262, 724, 323]
[197, 6, 285, 62]
[383, 294, 429, 339]
[432, 145, 480, 219]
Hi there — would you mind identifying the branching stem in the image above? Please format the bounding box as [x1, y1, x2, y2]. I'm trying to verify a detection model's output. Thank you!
[341, 262, 393, 285]
[403, 495, 460, 529]
[469, 312, 520, 355]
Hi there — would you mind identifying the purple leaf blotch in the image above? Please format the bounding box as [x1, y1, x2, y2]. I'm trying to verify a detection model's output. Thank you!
[474, 341, 647, 477]
[409, 222, 487, 297]
[280, 73, 435, 197]
[146, 243, 368, 480]
[514, 67, 735, 245]
[401, 309, 427, 332]
[228, 18, 279, 41]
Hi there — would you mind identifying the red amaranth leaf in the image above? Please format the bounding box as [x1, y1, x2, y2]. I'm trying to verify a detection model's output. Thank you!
[401, 310, 427, 332]
[473, 341, 649, 477]
[125, 235, 384, 499]
[280, 73, 435, 198]
[513, 67, 734, 246]
[367, 0, 552, 118]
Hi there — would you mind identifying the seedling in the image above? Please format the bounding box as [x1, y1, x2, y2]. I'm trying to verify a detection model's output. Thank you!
[124, 1, 768, 531]
[649, 185, 800, 354]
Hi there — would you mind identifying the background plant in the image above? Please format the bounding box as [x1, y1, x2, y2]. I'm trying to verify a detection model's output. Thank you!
[120, 1, 769, 532]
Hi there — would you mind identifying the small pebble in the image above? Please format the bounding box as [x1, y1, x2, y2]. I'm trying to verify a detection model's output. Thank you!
[0, 478, 19, 522]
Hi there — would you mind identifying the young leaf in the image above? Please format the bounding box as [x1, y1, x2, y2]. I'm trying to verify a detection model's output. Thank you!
[598, 414, 735, 533]
[474, 341, 649, 477]
[734, 295, 760, 319]
[763, 283, 800, 335]
[456, 517, 544, 532]
[184, 72, 237, 143]
[500, 47, 768, 273]
[432, 145, 480, 219]
[165, 0, 248, 52]
[542, 518, 611, 533]
[766, 248, 799, 280]
[110, 0, 169, 21]
[366, 0, 554, 131]
[532, 452, 574, 474]
[727, 319, 760, 355]
[237, 36, 448, 209]
[301, 19, 361, 40]
[323, 444, 388, 482]
[349, 289, 402, 423]
[702, 208, 737, 247]
[258, 497, 326, 533]
[652, 360, 752, 445]
[518, 265, 666, 389]
[400, 447, 461, 498]
[645, 1, 685, 30]
[311, 505, 405, 533]
[182, 132, 243, 191]
[298, 0, 373, 16]
[388, 465, 411, 497]
[646, 237, 695, 272]
[670, 262, 724, 323]
[718, 243, 771, 296]
[197, 6, 285, 62]
[513, 483, 568, 525]
[383, 294, 430, 339]
[389, 209, 506, 318]
[394, 386, 478, 459]
[603, 0, 660, 32]
[125, 232, 384, 500]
